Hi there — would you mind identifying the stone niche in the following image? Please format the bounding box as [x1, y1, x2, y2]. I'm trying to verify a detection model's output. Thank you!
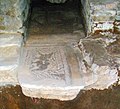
[0, 0, 119, 97]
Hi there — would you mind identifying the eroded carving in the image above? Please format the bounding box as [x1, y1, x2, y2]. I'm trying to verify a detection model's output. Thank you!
[23, 46, 70, 82]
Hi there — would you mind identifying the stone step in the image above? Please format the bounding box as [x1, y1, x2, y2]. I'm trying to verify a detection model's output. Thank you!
[0, 57, 19, 85]
[18, 44, 97, 101]
[26, 33, 85, 45]
[0, 33, 23, 59]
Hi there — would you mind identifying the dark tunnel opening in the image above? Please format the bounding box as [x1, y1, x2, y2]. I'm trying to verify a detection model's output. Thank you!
[28, 0, 85, 35]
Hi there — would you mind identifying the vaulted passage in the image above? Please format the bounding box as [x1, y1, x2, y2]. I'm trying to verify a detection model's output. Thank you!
[28, 0, 84, 35]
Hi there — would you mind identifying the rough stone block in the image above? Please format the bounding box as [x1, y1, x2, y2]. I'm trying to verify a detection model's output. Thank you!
[89, 0, 118, 10]
[79, 39, 118, 89]
[92, 21, 114, 33]
[0, 46, 20, 59]
[0, 33, 23, 59]
[86, 0, 120, 34]
[91, 10, 116, 22]
[18, 45, 86, 101]
[0, 0, 30, 33]
[0, 58, 19, 85]
[0, 0, 29, 15]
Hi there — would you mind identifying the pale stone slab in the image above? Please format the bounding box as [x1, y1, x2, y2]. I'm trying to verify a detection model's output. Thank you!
[22, 86, 82, 101]
[18, 40, 118, 100]
[0, 46, 20, 59]
[18, 44, 98, 100]
[0, 33, 22, 85]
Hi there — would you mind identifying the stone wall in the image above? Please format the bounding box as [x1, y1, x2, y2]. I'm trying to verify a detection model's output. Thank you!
[0, 0, 30, 85]
[81, 0, 120, 35]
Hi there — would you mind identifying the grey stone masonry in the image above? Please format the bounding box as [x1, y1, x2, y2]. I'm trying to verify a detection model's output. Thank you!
[0, 0, 30, 33]
[0, 33, 22, 58]
[81, 0, 120, 34]
[0, 0, 30, 85]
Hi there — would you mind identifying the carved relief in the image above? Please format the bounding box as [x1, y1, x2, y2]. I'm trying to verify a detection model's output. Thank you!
[23, 46, 70, 83]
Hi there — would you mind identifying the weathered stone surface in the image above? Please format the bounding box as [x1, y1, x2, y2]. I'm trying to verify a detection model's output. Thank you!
[19, 32, 119, 100]
[79, 39, 118, 89]
[92, 10, 116, 22]
[0, 0, 30, 33]
[18, 45, 85, 100]
[81, 0, 120, 34]
[0, 46, 20, 58]
[90, 0, 118, 34]
[0, 33, 23, 85]
[0, 0, 30, 15]
[106, 37, 120, 72]
[0, 33, 23, 58]
[0, 58, 19, 85]
[18, 38, 119, 100]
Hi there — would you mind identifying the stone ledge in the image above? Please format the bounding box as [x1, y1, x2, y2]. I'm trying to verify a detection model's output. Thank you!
[0, 33, 23, 58]
[0, 58, 19, 85]
[21, 86, 83, 101]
